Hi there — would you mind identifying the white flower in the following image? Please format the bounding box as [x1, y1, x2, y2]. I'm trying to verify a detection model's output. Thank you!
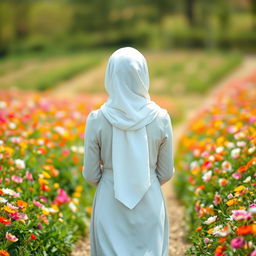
[236, 141, 246, 147]
[54, 126, 66, 135]
[69, 202, 77, 213]
[190, 160, 199, 169]
[231, 148, 241, 158]
[221, 160, 232, 170]
[209, 155, 215, 161]
[204, 215, 217, 225]
[216, 146, 224, 153]
[0, 101, 7, 109]
[15, 159, 25, 169]
[0, 196, 8, 203]
[248, 206, 256, 214]
[9, 122, 16, 129]
[226, 141, 235, 148]
[234, 132, 246, 139]
[2, 188, 20, 197]
[212, 225, 231, 237]
[243, 176, 251, 183]
[202, 170, 212, 182]
[248, 146, 255, 154]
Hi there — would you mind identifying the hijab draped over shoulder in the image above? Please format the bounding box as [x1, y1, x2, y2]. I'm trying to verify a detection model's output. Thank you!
[100, 47, 166, 209]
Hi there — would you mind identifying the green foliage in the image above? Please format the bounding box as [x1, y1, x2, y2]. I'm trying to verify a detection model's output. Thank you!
[0, 0, 256, 56]
[0, 51, 105, 90]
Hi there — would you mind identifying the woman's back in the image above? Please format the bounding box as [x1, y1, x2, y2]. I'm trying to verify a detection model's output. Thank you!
[84, 108, 174, 186]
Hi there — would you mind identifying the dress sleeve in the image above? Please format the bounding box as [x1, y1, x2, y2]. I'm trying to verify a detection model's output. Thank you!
[82, 111, 102, 187]
[156, 112, 175, 185]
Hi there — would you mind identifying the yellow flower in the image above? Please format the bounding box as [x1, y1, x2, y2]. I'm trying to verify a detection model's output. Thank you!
[4, 146, 14, 155]
[51, 204, 59, 212]
[42, 171, 51, 179]
[191, 168, 200, 175]
[226, 198, 238, 206]
[72, 192, 81, 198]
[42, 207, 49, 215]
[2, 205, 17, 213]
[207, 228, 213, 234]
[234, 185, 245, 192]
[54, 183, 59, 189]
[75, 185, 83, 192]
[38, 178, 49, 185]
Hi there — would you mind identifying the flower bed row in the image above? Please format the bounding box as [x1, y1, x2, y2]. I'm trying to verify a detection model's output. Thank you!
[0, 90, 106, 255]
[174, 73, 256, 256]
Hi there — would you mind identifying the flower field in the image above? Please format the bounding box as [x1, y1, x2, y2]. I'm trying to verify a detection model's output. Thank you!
[0, 90, 106, 255]
[174, 73, 256, 255]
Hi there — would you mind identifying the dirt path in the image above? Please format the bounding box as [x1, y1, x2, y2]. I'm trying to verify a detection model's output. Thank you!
[49, 60, 107, 96]
[70, 56, 256, 256]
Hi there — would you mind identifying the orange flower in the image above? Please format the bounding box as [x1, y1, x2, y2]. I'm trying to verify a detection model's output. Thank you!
[236, 225, 253, 235]
[219, 237, 227, 243]
[237, 165, 248, 173]
[0, 250, 10, 256]
[16, 200, 28, 209]
[226, 198, 238, 206]
[0, 216, 11, 225]
[195, 226, 202, 231]
[215, 245, 226, 253]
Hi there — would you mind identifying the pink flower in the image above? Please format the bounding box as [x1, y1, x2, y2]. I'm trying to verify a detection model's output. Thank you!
[218, 178, 228, 186]
[39, 195, 48, 203]
[230, 237, 245, 249]
[11, 175, 23, 183]
[232, 172, 242, 179]
[8, 212, 28, 221]
[61, 149, 70, 156]
[213, 193, 222, 205]
[37, 222, 43, 229]
[231, 209, 252, 221]
[250, 250, 256, 256]
[25, 171, 34, 181]
[204, 238, 210, 243]
[53, 188, 70, 206]
[6, 232, 18, 242]
[227, 193, 233, 199]
[33, 200, 44, 207]
[221, 160, 232, 170]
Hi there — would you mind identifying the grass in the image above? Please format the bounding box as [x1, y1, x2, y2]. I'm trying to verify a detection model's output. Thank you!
[147, 50, 242, 95]
[0, 50, 109, 91]
[0, 50, 242, 94]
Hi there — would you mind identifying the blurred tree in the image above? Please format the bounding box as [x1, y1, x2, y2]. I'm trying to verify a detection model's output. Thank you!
[0, 2, 15, 56]
[216, 0, 231, 30]
[185, 0, 196, 27]
[250, 0, 256, 29]
[13, 1, 30, 40]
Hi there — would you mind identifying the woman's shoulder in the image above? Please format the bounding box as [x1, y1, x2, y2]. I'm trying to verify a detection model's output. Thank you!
[156, 107, 171, 123]
[86, 108, 106, 124]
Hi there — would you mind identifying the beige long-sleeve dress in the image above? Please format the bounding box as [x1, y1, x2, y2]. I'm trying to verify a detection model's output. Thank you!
[82, 108, 175, 256]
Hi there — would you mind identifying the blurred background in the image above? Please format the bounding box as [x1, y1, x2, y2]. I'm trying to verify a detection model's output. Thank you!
[0, 0, 255, 124]
[1, 0, 256, 54]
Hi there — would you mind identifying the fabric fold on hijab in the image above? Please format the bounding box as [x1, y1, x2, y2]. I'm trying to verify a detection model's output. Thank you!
[100, 47, 165, 209]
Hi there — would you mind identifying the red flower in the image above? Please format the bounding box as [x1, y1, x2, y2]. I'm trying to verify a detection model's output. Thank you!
[236, 225, 253, 235]
[0, 216, 12, 225]
[0, 250, 10, 256]
[237, 165, 248, 173]
[30, 234, 37, 240]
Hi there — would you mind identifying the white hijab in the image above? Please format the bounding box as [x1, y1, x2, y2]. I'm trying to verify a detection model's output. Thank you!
[100, 47, 164, 209]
